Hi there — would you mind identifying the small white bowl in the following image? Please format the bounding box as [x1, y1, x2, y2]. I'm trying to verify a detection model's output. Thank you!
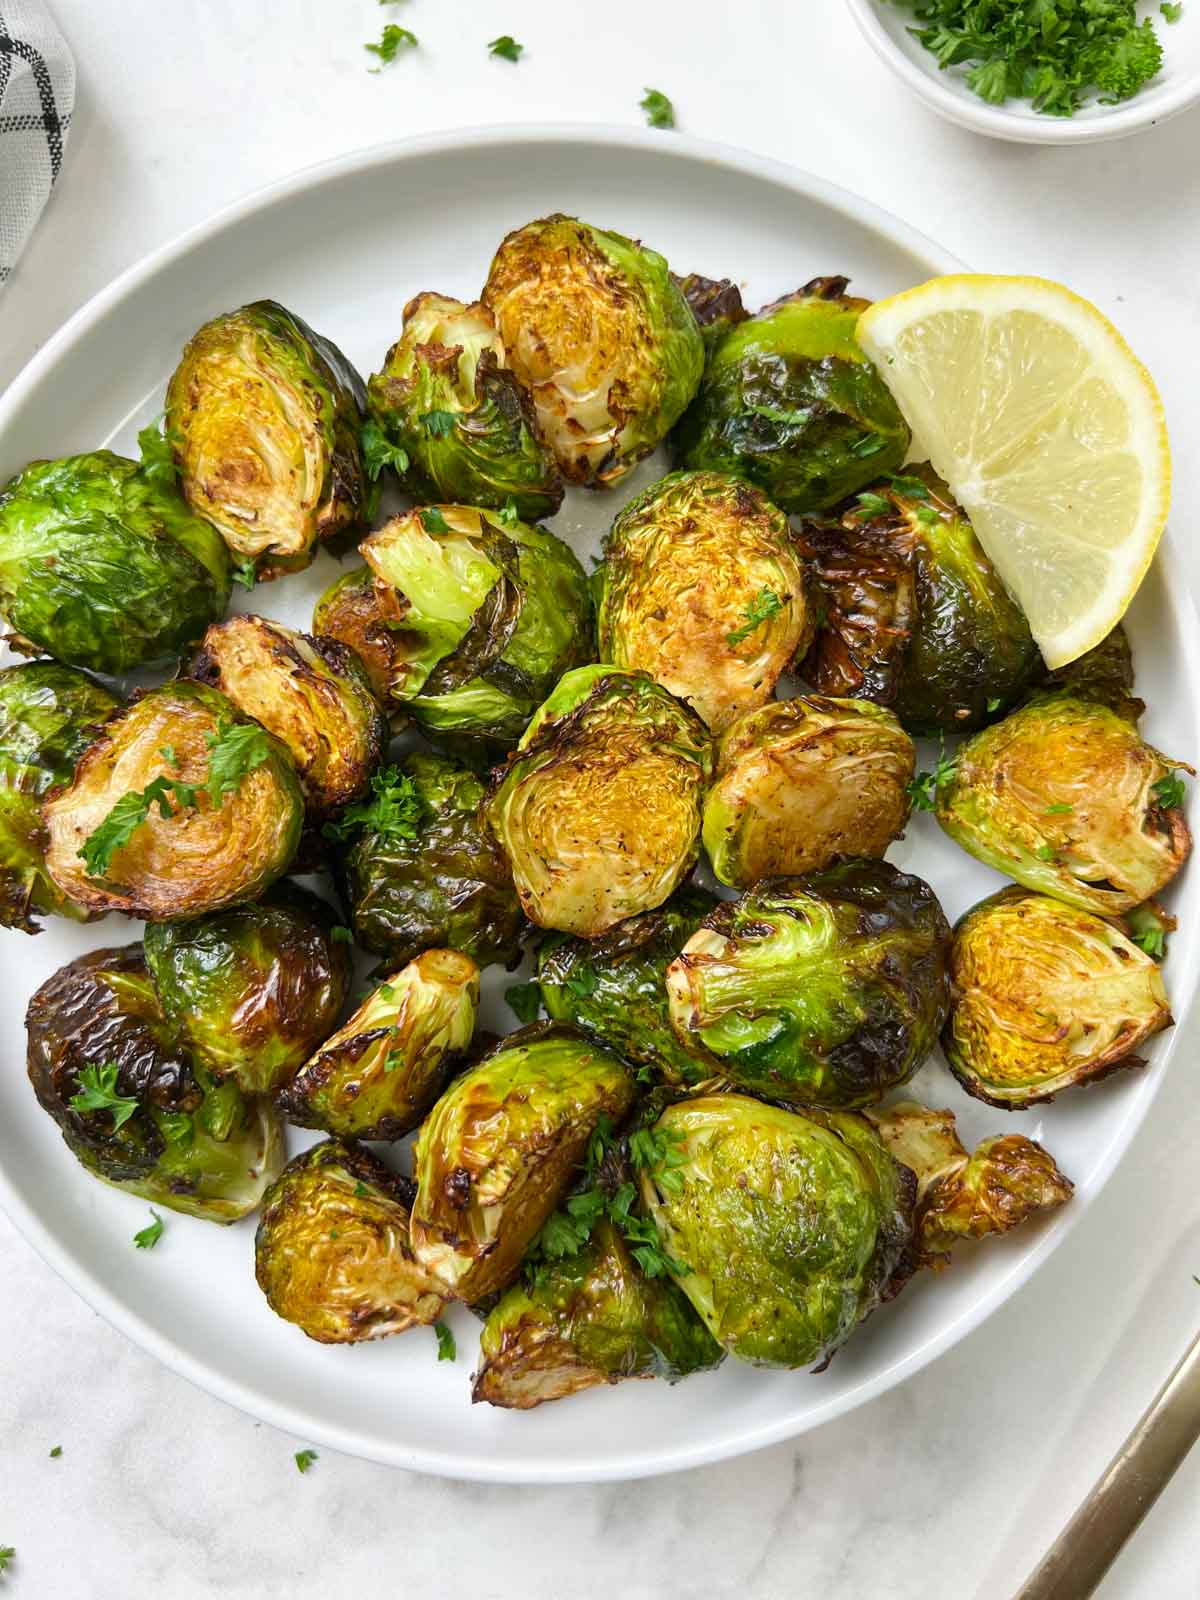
[846, 0, 1200, 144]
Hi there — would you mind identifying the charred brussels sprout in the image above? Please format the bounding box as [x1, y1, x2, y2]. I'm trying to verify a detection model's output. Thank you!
[934, 696, 1192, 915]
[187, 615, 385, 821]
[142, 886, 352, 1096]
[702, 697, 914, 889]
[255, 1139, 448, 1343]
[0, 663, 121, 931]
[486, 666, 713, 937]
[279, 950, 479, 1140]
[366, 292, 562, 521]
[942, 889, 1171, 1108]
[673, 273, 749, 351]
[866, 1102, 1072, 1267]
[666, 862, 950, 1108]
[640, 1095, 913, 1368]
[801, 467, 1041, 735]
[411, 1024, 635, 1301]
[165, 300, 368, 581]
[595, 470, 811, 732]
[360, 506, 592, 748]
[335, 751, 523, 970]
[42, 682, 303, 921]
[312, 565, 411, 721]
[473, 1219, 723, 1409]
[482, 214, 704, 486]
[672, 276, 910, 514]
[0, 451, 230, 672]
[1037, 624, 1143, 724]
[536, 888, 717, 1086]
[26, 944, 283, 1220]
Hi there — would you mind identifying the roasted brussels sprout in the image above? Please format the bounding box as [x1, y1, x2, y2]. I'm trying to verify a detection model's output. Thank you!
[42, 681, 303, 921]
[359, 505, 593, 748]
[187, 615, 385, 821]
[255, 1139, 447, 1343]
[941, 888, 1171, 1107]
[1036, 623, 1143, 724]
[311, 565, 410, 721]
[595, 470, 811, 731]
[482, 214, 704, 486]
[142, 885, 352, 1096]
[486, 666, 713, 937]
[934, 695, 1192, 915]
[26, 944, 283, 1220]
[702, 696, 914, 888]
[672, 276, 910, 514]
[0, 451, 230, 672]
[366, 292, 562, 521]
[411, 1024, 635, 1301]
[473, 1219, 723, 1409]
[672, 272, 748, 350]
[334, 751, 523, 970]
[0, 663, 121, 932]
[279, 950, 479, 1140]
[865, 1102, 1072, 1266]
[666, 862, 950, 1108]
[164, 300, 369, 581]
[536, 887, 717, 1086]
[640, 1094, 913, 1369]
[800, 467, 1042, 735]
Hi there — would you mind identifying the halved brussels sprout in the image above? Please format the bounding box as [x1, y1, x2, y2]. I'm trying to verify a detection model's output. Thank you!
[595, 470, 811, 731]
[411, 1023, 635, 1301]
[0, 663, 122, 932]
[26, 944, 283, 1221]
[473, 1218, 723, 1409]
[279, 950, 479, 1140]
[702, 696, 914, 888]
[311, 565, 411, 722]
[941, 888, 1171, 1107]
[334, 751, 524, 970]
[366, 292, 562, 521]
[0, 451, 230, 672]
[360, 505, 593, 749]
[187, 615, 385, 820]
[865, 1101, 1072, 1266]
[42, 681, 303, 921]
[536, 887, 717, 1086]
[482, 214, 704, 486]
[934, 695, 1192, 915]
[255, 1139, 448, 1343]
[142, 885, 352, 1096]
[1037, 623, 1142, 723]
[164, 300, 369, 581]
[800, 467, 1042, 735]
[666, 861, 950, 1108]
[485, 666, 713, 937]
[671, 276, 910, 514]
[640, 1094, 914, 1369]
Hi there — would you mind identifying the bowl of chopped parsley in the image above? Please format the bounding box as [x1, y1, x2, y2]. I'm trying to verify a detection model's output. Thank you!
[845, 0, 1200, 142]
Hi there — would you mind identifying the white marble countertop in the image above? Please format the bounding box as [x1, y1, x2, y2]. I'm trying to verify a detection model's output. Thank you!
[2, 2, 1200, 1595]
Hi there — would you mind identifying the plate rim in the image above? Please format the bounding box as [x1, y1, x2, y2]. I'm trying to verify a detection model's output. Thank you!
[0, 122, 1195, 1483]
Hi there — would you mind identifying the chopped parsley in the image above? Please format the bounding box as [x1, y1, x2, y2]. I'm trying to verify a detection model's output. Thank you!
[361, 418, 409, 479]
[726, 588, 785, 648]
[1162, 2, 1183, 20]
[1152, 772, 1186, 809]
[986, 696, 1003, 712]
[353, 1182, 369, 1198]
[640, 87, 676, 128]
[504, 981, 542, 1024]
[1134, 924, 1166, 958]
[133, 1209, 164, 1250]
[365, 24, 417, 68]
[852, 433, 890, 458]
[885, 473, 930, 499]
[563, 967, 599, 1002]
[49, 1446, 62, 1459]
[854, 491, 892, 517]
[0, 1548, 13, 1574]
[1044, 802, 1074, 815]
[69, 1063, 139, 1131]
[230, 558, 258, 591]
[434, 1321, 456, 1361]
[323, 765, 422, 844]
[488, 35, 524, 61]
[906, 747, 958, 811]
[294, 1449, 318, 1474]
[498, 497, 521, 528]
[1035, 844, 1057, 861]
[203, 720, 273, 804]
[420, 409, 456, 438]
[420, 506, 450, 534]
[330, 925, 354, 944]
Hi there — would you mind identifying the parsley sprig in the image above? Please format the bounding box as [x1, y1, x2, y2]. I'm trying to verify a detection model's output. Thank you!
[69, 1063, 140, 1131]
[366, 23, 417, 68]
[488, 35, 524, 62]
[434, 1322, 457, 1361]
[640, 87, 676, 128]
[133, 1209, 164, 1250]
[906, 745, 958, 811]
[1152, 772, 1186, 809]
[323, 766, 422, 844]
[726, 588, 785, 648]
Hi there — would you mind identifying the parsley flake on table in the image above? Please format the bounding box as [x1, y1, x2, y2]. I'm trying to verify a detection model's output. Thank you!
[365, 24, 418, 69]
[49, 1446, 62, 1459]
[504, 981, 542, 1024]
[0, 1548, 13, 1574]
[294, 1449, 318, 1473]
[488, 35, 524, 62]
[640, 87, 676, 128]
[69, 1063, 139, 1131]
[133, 1209, 164, 1250]
[434, 1321, 457, 1361]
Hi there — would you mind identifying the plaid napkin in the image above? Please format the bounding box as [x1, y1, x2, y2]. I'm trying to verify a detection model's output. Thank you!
[0, 0, 74, 287]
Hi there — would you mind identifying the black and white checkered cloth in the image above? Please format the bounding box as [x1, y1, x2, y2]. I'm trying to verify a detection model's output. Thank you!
[0, 0, 73, 287]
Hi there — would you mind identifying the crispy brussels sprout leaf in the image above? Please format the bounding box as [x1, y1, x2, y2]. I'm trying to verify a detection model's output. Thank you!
[255, 1139, 448, 1342]
[1036, 623, 1143, 723]
[703, 696, 914, 888]
[942, 888, 1171, 1107]
[596, 470, 812, 732]
[473, 1219, 723, 1409]
[411, 1024, 635, 1301]
[311, 566, 413, 724]
[486, 666, 713, 937]
[935, 695, 1192, 915]
[483, 214, 704, 485]
[640, 1095, 914, 1368]
[279, 950, 479, 1140]
[672, 272, 748, 350]
[667, 862, 950, 1108]
[0, 451, 230, 672]
[143, 885, 352, 1095]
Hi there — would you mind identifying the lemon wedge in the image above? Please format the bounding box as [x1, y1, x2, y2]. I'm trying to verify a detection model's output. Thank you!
[856, 275, 1171, 669]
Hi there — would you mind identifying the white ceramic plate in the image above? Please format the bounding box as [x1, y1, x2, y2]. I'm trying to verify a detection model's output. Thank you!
[0, 126, 1196, 1484]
